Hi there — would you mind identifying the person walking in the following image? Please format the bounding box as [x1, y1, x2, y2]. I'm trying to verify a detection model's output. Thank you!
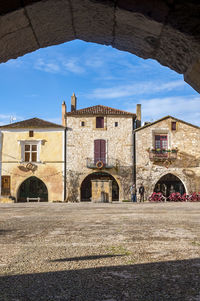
[130, 184, 137, 202]
[139, 183, 145, 202]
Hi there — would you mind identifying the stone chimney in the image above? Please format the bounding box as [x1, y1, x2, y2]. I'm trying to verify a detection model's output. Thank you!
[136, 104, 141, 128]
[71, 92, 77, 112]
[62, 101, 66, 127]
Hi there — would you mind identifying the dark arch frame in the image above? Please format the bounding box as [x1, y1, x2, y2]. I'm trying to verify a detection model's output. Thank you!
[17, 176, 48, 202]
[154, 173, 186, 197]
[81, 172, 119, 202]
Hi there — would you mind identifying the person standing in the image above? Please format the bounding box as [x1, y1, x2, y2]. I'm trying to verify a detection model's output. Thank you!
[130, 184, 137, 202]
[139, 183, 145, 202]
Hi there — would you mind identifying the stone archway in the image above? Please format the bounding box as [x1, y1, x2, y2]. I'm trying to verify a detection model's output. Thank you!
[17, 176, 48, 202]
[81, 172, 119, 202]
[0, 1, 200, 93]
[154, 173, 185, 197]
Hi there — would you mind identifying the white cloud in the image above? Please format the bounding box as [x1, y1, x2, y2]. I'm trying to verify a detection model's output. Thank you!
[34, 58, 60, 73]
[63, 58, 85, 74]
[86, 80, 186, 99]
[126, 96, 200, 126]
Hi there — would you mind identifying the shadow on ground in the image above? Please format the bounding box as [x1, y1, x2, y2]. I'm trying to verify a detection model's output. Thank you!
[50, 254, 125, 262]
[0, 258, 200, 301]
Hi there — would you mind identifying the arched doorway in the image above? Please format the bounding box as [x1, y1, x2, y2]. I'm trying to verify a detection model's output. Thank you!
[154, 173, 185, 197]
[81, 172, 119, 202]
[18, 176, 48, 202]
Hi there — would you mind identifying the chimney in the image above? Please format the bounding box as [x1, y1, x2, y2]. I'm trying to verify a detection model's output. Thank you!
[62, 101, 66, 127]
[136, 104, 141, 128]
[71, 92, 77, 112]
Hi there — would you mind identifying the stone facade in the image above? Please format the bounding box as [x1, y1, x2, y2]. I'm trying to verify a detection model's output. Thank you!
[135, 116, 200, 199]
[66, 105, 135, 202]
[0, 120, 65, 202]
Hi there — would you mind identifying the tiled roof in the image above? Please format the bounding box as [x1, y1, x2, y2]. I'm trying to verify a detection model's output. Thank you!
[65, 105, 136, 116]
[0, 118, 64, 129]
[134, 115, 200, 132]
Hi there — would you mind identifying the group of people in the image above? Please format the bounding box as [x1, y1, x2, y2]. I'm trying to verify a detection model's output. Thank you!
[130, 183, 145, 202]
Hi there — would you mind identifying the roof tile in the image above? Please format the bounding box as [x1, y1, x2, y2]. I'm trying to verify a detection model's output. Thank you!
[66, 105, 136, 116]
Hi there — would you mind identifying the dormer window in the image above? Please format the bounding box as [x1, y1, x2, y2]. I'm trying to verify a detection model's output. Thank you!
[96, 117, 104, 128]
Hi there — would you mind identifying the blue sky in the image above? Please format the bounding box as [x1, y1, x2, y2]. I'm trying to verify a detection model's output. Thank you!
[0, 40, 199, 126]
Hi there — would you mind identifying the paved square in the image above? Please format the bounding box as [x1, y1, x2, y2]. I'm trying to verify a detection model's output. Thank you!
[0, 202, 200, 300]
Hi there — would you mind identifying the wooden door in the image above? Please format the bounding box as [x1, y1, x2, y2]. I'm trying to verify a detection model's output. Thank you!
[1, 176, 10, 195]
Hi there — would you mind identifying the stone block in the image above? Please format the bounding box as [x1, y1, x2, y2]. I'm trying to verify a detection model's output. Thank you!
[117, 0, 169, 23]
[155, 25, 200, 74]
[0, 8, 29, 39]
[72, 0, 114, 45]
[26, 0, 74, 47]
[0, 26, 38, 63]
[114, 8, 163, 59]
[184, 59, 200, 94]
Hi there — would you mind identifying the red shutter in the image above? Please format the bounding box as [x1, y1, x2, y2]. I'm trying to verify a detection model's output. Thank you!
[96, 117, 104, 128]
[94, 140, 101, 163]
[94, 139, 106, 164]
[100, 140, 106, 164]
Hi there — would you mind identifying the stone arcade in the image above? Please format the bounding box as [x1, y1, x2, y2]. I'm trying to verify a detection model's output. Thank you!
[0, 95, 200, 202]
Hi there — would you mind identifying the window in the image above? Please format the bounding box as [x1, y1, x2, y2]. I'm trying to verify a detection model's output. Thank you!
[1, 176, 10, 195]
[29, 130, 34, 137]
[19, 140, 42, 163]
[25, 144, 37, 162]
[155, 135, 168, 150]
[171, 121, 177, 131]
[81, 121, 85, 127]
[115, 122, 118, 127]
[96, 117, 104, 128]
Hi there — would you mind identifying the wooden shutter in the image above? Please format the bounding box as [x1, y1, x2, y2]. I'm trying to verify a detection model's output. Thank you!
[100, 139, 106, 164]
[94, 140, 101, 163]
[1, 176, 10, 195]
[94, 139, 106, 163]
[96, 117, 104, 128]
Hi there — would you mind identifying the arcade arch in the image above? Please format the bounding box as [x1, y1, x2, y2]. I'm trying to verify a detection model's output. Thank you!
[80, 172, 119, 202]
[17, 176, 48, 202]
[0, 1, 200, 92]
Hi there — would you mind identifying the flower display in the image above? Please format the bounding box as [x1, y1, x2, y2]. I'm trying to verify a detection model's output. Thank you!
[148, 192, 200, 202]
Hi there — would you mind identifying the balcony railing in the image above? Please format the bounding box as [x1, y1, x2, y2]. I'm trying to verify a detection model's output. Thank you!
[86, 157, 115, 169]
[149, 149, 178, 161]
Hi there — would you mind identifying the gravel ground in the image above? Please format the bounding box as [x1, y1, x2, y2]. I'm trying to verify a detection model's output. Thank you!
[0, 202, 200, 301]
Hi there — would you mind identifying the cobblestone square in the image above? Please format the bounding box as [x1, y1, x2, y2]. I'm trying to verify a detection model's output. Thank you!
[0, 202, 200, 300]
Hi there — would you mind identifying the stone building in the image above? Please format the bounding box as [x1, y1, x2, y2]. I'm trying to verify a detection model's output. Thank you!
[64, 94, 137, 202]
[0, 118, 65, 202]
[135, 116, 200, 199]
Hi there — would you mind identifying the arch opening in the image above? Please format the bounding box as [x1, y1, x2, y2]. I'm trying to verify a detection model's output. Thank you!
[154, 173, 185, 197]
[81, 172, 119, 202]
[17, 176, 48, 202]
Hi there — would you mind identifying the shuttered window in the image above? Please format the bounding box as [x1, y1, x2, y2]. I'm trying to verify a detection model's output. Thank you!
[96, 117, 104, 128]
[94, 139, 106, 163]
[1, 176, 10, 195]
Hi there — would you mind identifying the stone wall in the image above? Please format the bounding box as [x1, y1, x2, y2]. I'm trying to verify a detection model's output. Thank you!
[66, 115, 134, 201]
[135, 117, 200, 199]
